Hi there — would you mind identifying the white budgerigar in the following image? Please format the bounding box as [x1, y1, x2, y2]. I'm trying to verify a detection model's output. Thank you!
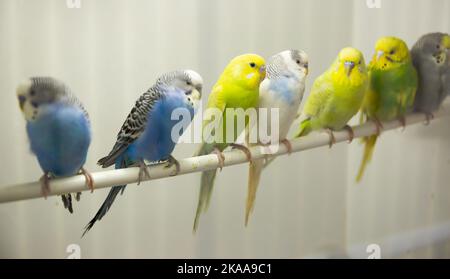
[245, 50, 308, 226]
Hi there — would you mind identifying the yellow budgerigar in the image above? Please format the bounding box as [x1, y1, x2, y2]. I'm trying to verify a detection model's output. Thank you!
[294, 47, 368, 145]
[193, 54, 266, 232]
[356, 37, 418, 182]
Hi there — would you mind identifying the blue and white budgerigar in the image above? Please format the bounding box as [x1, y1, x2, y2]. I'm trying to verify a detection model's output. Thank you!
[245, 50, 308, 226]
[17, 77, 93, 213]
[82, 70, 203, 236]
[412, 32, 450, 117]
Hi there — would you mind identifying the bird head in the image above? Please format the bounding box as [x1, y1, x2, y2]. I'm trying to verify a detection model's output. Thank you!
[224, 54, 266, 90]
[371, 36, 410, 70]
[268, 49, 309, 79]
[16, 77, 63, 121]
[414, 33, 450, 66]
[158, 70, 204, 111]
[338, 47, 366, 77]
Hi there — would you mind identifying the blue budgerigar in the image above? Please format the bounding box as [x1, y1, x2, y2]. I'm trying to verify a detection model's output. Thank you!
[82, 70, 203, 236]
[17, 77, 93, 213]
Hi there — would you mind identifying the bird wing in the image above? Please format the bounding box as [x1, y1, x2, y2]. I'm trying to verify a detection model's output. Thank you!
[98, 89, 162, 167]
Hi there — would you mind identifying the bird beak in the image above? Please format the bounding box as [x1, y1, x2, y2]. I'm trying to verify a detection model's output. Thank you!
[377, 50, 385, 61]
[344, 61, 355, 77]
[18, 95, 26, 111]
[443, 35, 450, 50]
[304, 63, 309, 76]
[259, 65, 266, 80]
[195, 86, 202, 99]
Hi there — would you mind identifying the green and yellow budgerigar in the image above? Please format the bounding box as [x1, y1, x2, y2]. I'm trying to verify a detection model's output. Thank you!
[356, 37, 418, 182]
[193, 54, 266, 232]
[294, 47, 368, 145]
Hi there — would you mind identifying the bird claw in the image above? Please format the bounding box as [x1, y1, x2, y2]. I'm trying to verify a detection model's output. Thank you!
[343, 125, 354, 143]
[212, 148, 225, 171]
[325, 129, 336, 148]
[39, 172, 51, 199]
[423, 112, 434, 126]
[280, 139, 293, 154]
[80, 167, 94, 193]
[398, 116, 406, 131]
[164, 155, 180, 176]
[137, 160, 150, 185]
[230, 143, 252, 162]
[373, 118, 384, 136]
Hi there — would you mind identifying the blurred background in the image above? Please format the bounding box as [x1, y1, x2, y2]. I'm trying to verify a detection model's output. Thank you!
[0, 0, 449, 258]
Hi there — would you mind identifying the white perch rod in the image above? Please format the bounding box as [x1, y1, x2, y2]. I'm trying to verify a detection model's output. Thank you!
[0, 104, 449, 204]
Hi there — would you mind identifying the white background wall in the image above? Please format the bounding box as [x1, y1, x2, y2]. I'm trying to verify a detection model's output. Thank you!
[0, 0, 449, 258]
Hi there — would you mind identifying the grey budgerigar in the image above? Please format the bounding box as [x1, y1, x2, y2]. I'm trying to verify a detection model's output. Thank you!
[411, 32, 450, 116]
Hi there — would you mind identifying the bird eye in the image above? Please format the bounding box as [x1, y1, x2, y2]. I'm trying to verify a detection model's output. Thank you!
[249, 62, 256, 68]
[186, 81, 192, 86]
[436, 44, 441, 49]
[296, 60, 301, 64]
[389, 50, 395, 55]
[29, 89, 35, 96]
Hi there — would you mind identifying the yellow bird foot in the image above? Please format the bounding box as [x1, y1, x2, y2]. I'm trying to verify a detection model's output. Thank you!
[230, 143, 252, 162]
[212, 148, 225, 171]
[343, 125, 354, 143]
[325, 128, 336, 148]
[373, 118, 384, 136]
[80, 167, 94, 193]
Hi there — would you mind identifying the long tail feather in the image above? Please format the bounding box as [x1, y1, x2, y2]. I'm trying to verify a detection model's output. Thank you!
[82, 155, 129, 237]
[356, 135, 377, 183]
[82, 185, 126, 237]
[193, 169, 217, 232]
[245, 158, 264, 226]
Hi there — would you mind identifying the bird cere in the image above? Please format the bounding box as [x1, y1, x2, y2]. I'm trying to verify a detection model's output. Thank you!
[15, 33, 450, 234]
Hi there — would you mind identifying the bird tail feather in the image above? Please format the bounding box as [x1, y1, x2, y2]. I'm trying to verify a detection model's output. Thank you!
[245, 158, 264, 226]
[82, 156, 130, 237]
[356, 135, 377, 183]
[193, 169, 217, 233]
[82, 185, 126, 237]
[193, 142, 220, 233]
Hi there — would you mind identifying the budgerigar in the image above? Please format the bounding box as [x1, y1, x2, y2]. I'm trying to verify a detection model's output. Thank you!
[83, 70, 203, 236]
[294, 47, 368, 146]
[17, 77, 93, 213]
[193, 54, 266, 232]
[356, 37, 418, 182]
[245, 50, 308, 226]
[412, 32, 450, 117]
